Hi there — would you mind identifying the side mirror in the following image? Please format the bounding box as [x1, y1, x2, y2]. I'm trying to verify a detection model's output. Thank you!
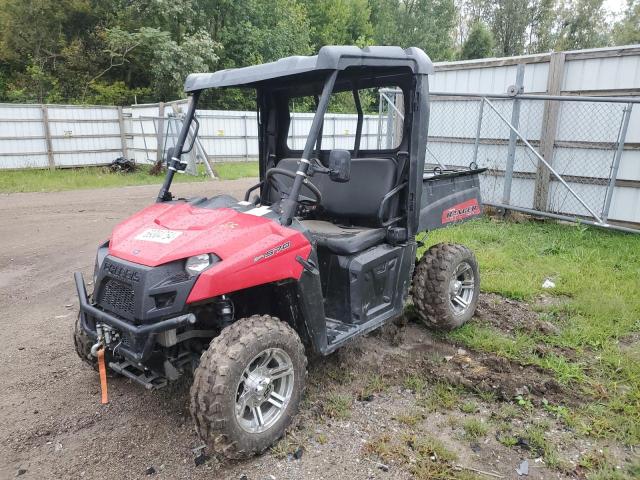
[328, 149, 351, 183]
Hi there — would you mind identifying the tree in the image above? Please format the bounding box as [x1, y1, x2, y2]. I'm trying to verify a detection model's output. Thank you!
[370, 0, 458, 61]
[612, 0, 640, 46]
[460, 21, 495, 59]
[304, 0, 373, 49]
[486, 0, 532, 56]
[555, 0, 610, 51]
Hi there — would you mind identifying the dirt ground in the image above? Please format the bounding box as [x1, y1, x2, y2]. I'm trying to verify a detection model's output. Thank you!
[0, 180, 627, 479]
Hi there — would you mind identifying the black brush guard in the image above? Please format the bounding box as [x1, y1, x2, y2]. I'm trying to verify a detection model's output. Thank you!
[74, 272, 195, 363]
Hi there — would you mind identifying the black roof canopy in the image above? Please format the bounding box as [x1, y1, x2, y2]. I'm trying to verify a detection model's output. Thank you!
[184, 46, 433, 93]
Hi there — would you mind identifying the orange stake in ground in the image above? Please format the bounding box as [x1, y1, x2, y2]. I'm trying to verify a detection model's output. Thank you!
[97, 347, 108, 404]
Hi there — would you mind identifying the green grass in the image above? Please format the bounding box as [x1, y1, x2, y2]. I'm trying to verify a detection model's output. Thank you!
[212, 161, 259, 180]
[461, 418, 488, 440]
[323, 392, 353, 419]
[421, 217, 640, 444]
[0, 161, 258, 193]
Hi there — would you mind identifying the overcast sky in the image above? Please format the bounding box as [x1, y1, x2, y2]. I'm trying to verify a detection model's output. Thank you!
[603, 0, 628, 18]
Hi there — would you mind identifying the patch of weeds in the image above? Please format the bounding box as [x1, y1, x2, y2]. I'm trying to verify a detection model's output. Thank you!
[270, 433, 305, 459]
[461, 418, 488, 440]
[514, 394, 534, 411]
[362, 433, 401, 462]
[323, 392, 352, 419]
[520, 424, 559, 467]
[394, 411, 423, 427]
[404, 373, 427, 394]
[420, 382, 462, 412]
[477, 390, 497, 403]
[325, 365, 355, 386]
[364, 433, 470, 480]
[460, 401, 478, 414]
[542, 398, 574, 425]
[498, 434, 519, 447]
[495, 403, 520, 420]
[579, 449, 637, 480]
[357, 373, 388, 400]
[316, 433, 328, 445]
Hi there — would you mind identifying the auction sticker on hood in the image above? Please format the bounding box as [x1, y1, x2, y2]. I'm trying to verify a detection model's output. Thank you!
[135, 228, 182, 244]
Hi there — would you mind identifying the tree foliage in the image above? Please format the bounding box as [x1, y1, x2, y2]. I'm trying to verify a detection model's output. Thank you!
[460, 21, 495, 59]
[0, 0, 635, 106]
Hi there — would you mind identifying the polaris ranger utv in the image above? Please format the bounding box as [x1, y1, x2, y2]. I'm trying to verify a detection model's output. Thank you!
[74, 46, 484, 458]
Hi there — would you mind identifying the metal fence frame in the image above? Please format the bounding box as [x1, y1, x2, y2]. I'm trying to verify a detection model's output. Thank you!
[379, 87, 639, 233]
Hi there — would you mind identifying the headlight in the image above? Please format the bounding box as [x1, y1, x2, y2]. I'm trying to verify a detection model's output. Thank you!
[185, 254, 213, 276]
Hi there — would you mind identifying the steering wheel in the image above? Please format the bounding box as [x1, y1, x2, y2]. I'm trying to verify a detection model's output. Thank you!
[265, 167, 322, 207]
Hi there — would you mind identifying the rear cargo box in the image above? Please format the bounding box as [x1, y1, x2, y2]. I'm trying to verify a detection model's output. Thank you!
[418, 168, 486, 232]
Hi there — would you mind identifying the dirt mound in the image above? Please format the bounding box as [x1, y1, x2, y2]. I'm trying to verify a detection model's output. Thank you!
[475, 293, 561, 336]
[425, 350, 573, 404]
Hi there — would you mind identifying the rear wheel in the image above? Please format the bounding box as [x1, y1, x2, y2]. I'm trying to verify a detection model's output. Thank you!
[190, 315, 307, 459]
[411, 243, 480, 330]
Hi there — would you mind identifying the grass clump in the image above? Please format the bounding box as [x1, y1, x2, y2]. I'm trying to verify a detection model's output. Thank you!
[461, 418, 488, 440]
[420, 382, 462, 412]
[323, 392, 352, 419]
[363, 433, 472, 480]
[404, 373, 427, 394]
[394, 411, 423, 427]
[357, 373, 388, 400]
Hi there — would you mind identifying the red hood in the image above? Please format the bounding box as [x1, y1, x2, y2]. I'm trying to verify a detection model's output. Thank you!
[108, 203, 296, 267]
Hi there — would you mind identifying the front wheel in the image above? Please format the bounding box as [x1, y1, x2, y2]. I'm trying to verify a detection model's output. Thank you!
[190, 315, 307, 459]
[411, 243, 480, 330]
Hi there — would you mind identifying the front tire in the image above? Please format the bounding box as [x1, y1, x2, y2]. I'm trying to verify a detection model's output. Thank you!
[73, 314, 119, 376]
[190, 315, 307, 459]
[412, 243, 480, 330]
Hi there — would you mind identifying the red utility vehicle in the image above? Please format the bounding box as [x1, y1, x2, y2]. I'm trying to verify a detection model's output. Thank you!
[74, 46, 484, 458]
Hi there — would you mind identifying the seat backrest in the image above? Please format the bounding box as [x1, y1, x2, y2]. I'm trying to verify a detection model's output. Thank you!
[274, 157, 396, 223]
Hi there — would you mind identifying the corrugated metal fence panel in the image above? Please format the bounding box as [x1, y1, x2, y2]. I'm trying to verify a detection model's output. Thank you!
[563, 55, 640, 92]
[0, 104, 49, 168]
[47, 105, 122, 167]
[431, 61, 549, 94]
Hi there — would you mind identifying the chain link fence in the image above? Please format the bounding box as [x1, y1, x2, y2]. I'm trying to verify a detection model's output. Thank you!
[412, 91, 639, 232]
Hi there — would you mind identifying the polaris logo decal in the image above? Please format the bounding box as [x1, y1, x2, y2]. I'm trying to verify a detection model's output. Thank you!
[254, 241, 291, 263]
[442, 199, 481, 224]
[135, 228, 182, 244]
[103, 260, 141, 283]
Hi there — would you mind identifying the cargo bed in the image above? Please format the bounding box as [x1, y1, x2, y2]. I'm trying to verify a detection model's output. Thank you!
[418, 167, 486, 232]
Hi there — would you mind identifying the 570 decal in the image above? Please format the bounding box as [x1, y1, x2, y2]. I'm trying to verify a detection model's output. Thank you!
[253, 241, 291, 263]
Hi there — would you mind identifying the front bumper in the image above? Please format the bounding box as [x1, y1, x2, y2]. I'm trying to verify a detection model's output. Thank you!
[75, 272, 195, 363]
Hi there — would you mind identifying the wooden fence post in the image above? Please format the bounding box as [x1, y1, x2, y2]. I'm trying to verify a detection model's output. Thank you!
[41, 105, 55, 170]
[117, 106, 129, 159]
[533, 52, 565, 211]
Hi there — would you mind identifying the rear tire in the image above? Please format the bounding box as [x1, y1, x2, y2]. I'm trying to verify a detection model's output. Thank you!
[411, 243, 480, 330]
[190, 315, 307, 459]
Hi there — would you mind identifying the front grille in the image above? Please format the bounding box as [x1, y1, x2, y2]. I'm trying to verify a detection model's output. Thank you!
[99, 279, 135, 316]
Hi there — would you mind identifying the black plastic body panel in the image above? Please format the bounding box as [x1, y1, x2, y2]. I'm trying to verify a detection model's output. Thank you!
[418, 169, 484, 232]
[94, 255, 197, 324]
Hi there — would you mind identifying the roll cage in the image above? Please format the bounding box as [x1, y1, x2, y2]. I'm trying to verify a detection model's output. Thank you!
[158, 46, 433, 235]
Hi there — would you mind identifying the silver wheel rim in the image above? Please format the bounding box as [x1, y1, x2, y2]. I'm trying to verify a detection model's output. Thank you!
[235, 348, 295, 434]
[448, 261, 475, 315]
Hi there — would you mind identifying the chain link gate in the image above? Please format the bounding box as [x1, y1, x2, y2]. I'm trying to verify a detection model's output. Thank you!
[380, 84, 639, 233]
